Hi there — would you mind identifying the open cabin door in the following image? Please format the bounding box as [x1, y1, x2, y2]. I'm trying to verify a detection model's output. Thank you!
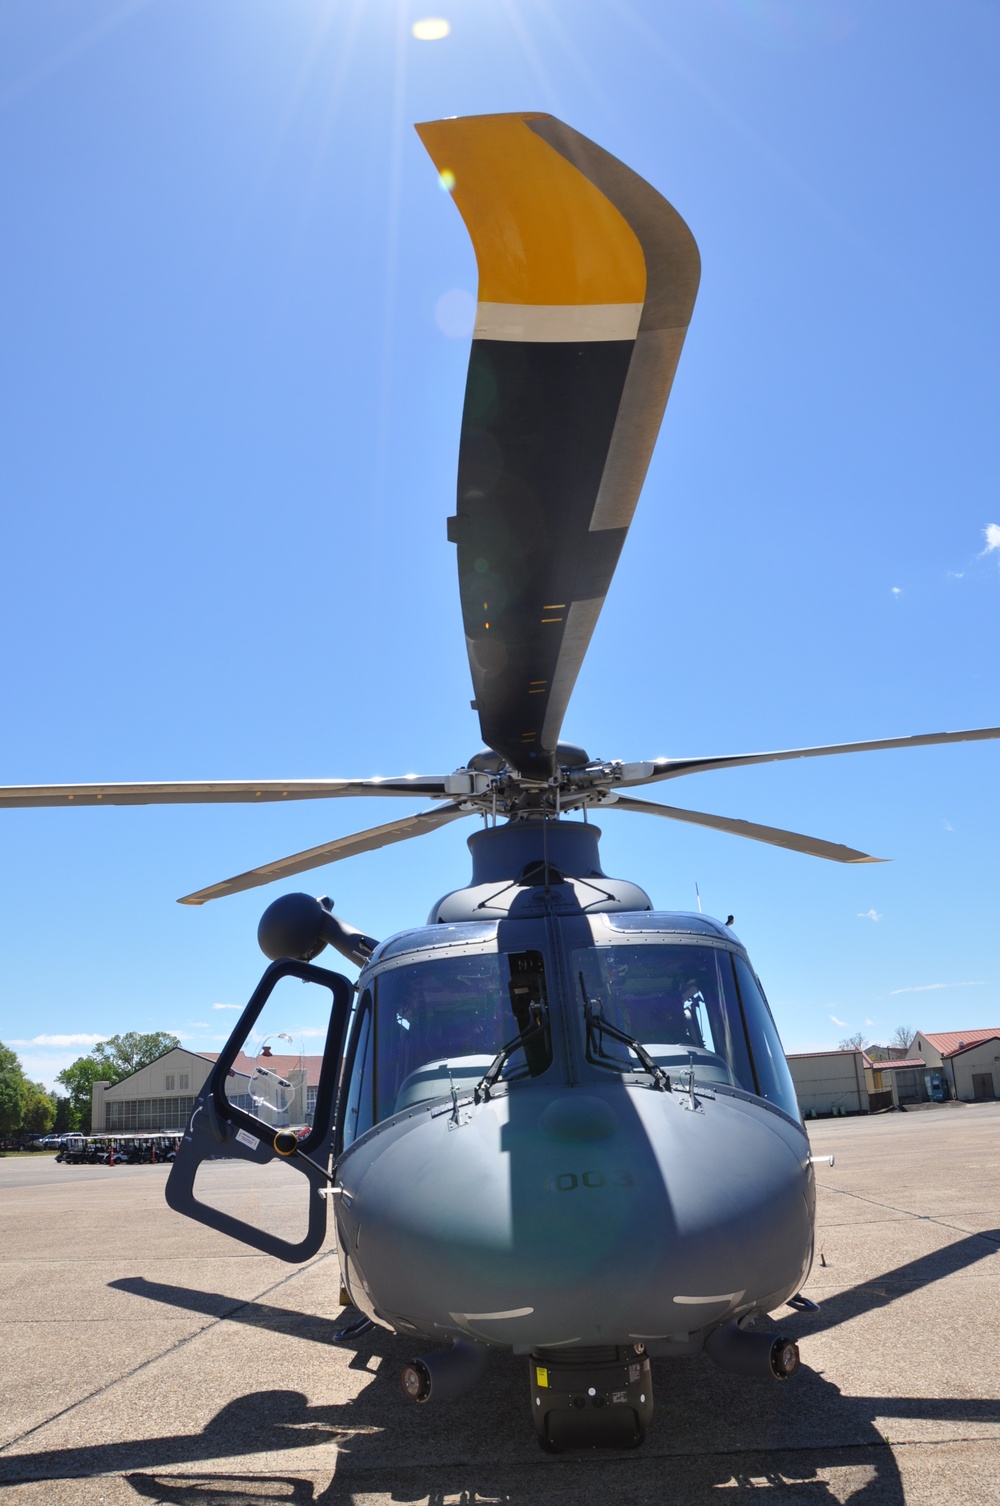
[166, 957, 354, 1262]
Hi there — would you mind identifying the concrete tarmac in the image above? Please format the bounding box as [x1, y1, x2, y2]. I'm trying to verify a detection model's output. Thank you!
[1, 1104, 999, 1504]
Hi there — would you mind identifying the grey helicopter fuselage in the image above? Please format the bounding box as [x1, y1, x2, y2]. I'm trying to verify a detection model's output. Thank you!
[331, 819, 815, 1362]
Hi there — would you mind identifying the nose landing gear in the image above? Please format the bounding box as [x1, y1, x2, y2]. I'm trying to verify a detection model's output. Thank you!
[529, 1345, 652, 1451]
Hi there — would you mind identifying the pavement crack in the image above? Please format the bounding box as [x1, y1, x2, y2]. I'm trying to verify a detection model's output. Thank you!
[814, 1181, 1000, 1244]
[0, 1250, 338, 1459]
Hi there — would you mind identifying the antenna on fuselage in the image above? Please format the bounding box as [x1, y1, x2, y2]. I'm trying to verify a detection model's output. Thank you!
[695, 882, 703, 914]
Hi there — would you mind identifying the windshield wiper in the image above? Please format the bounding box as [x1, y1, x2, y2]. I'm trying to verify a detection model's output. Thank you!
[475, 1016, 548, 1100]
[579, 974, 670, 1090]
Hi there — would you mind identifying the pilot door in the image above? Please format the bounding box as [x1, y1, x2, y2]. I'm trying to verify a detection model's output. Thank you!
[166, 957, 353, 1261]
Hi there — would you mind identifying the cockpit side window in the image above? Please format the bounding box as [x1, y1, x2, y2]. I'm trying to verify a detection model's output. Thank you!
[730, 955, 800, 1121]
[339, 989, 374, 1150]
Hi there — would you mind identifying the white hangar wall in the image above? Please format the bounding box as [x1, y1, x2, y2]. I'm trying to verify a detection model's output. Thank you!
[786, 1050, 869, 1117]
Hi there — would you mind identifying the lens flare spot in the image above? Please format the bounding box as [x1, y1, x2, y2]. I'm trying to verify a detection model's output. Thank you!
[438, 168, 457, 193]
[435, 287, 475, 338]
[413, 18, 451, 41]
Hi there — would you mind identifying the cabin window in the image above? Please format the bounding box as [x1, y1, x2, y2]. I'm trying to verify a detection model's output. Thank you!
[372, 950, 548, 1120]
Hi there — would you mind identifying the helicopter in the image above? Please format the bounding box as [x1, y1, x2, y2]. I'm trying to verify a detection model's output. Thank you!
[3, 111, 998, 1452]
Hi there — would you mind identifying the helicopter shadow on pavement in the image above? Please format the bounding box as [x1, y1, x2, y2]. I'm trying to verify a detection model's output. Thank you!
[6, 1228, 996, 1503]
[101, 1222, 1000, 1506]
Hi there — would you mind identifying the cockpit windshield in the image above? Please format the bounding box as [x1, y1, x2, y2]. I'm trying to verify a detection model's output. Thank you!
[573, 942, 799, 1119]
[347, 948, 549, 1129]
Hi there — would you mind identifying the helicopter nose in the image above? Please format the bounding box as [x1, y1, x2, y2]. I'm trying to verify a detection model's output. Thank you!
[538, 1094, 619, 1141]
[337, 1085, 810, 1347]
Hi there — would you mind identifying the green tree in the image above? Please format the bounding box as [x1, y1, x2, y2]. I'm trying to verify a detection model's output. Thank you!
[22, 1082, 55, 1136]
[55, 1056, 108, 1134]
[55, 1032, 181, 1132]
[0, 1043, 27, 1137]
[92, 1032, 180, 1080]
[52, 1094, 76, 1134]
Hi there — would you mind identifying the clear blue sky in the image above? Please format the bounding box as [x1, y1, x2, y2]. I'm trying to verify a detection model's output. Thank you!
[1, 0, 997, 1091]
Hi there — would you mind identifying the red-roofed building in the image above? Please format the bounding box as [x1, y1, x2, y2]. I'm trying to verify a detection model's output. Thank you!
[202, 1049, 324, 1125]
[913, 1030, 1000, 1102]
[93, 1045, 324, 1134]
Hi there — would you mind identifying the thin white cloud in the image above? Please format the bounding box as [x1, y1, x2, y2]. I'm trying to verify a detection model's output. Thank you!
[947, 570, 965, 580]
[187, 1022, 210, 1029]
[942, 819, 954, 832]
[212, 1003, 241, 1011]
[982, 522, 1000, 554]
[858, 909, 882, 922]
[830, 1014, 847, 1027]
[888, 981, 985, 996]
[891, 586, 902, 596]
[865, 1018, 875, 1026]
[6, 1032, 106, 1048]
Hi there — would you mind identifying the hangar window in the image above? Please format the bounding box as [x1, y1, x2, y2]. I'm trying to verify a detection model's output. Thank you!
[107, 1097, 194, 1132]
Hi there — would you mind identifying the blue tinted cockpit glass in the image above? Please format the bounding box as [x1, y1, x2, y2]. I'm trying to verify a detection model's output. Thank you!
[340, 994, 374, 1150]
[731, 955, 800, 1121]
[573, 944, 755, 1092]
[373, 952, 530, 1119]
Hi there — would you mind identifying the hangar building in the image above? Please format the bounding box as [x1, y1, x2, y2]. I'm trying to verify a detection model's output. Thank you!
[913, 1029, 1000, 1103]
[785, 1049, 870, 1117]
[91, 1046, 324, 1134]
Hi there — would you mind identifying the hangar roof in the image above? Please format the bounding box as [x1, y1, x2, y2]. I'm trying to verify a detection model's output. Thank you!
[786, 1049, 866, 1060]
[920, 1029, 1000, 1058]
[202, 1051, 324, 1087]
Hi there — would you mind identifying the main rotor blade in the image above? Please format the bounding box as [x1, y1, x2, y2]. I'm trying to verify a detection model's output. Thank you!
[618, 725, 1000, 788]
[611, 793, 885, 864]
[0, 775, 450, 808]
[417, 113, 699, 780]
[177, 804, 471, 906]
